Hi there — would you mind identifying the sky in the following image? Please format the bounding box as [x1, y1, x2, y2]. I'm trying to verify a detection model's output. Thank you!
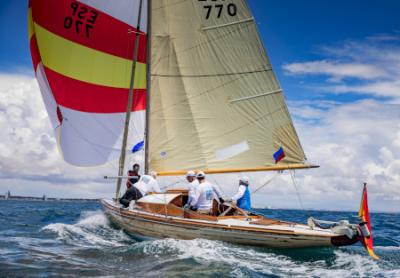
[0, 0, 399, 212]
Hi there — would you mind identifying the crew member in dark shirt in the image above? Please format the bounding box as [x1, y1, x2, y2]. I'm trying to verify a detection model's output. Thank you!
[120, 163, 141, 207]
[126, 163, 141, 189]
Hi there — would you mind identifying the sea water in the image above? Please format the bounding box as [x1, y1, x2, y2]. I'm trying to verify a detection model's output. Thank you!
[0, 200, 399, 277]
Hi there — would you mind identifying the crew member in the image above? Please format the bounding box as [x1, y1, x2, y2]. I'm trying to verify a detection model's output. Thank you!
[230, 176, 251, 210]
[184, 170, 198, 209]
[126, 163, 141, 189]
[190, 171, 225, 214]
[134, 171, 161, 196]
[120, 171, 160, 208]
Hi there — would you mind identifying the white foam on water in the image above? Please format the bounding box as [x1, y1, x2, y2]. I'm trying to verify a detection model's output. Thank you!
[39, 212, 400, 277]
[138, 238, 400, 277]
[376, 246, 400, 251]
[42, 210, 131, 248]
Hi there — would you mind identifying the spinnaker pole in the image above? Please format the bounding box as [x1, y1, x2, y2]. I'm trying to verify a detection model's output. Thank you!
[115, 0, 144, 200]
[144, 0, 152, 174]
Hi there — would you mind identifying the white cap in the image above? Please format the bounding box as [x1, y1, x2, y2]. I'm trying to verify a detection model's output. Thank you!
[196, 171, 206, 178]
[186, 170, 196, 177]
[240, 176, 249, 184]
[150, 171, 157, 179]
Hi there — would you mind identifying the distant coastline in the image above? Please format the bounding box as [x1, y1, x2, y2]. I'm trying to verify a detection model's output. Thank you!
[0, 193, 98, 202]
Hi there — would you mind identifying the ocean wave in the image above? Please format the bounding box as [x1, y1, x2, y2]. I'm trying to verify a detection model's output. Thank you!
[128, 238, 400, 277]
[41, 210, 131, 248]
[38, 210, 400, 277]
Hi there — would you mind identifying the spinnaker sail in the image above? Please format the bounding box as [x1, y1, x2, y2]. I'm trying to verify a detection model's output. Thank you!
[29, 0, 148, 166]
[148, 0, 307, 175]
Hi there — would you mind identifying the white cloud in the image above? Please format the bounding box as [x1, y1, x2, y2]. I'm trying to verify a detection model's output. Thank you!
[283, 34, 400, 101]
[283, 60, 387, 81]
[0, 74, 117, 199]
[367, 33, 400, 42]
[322, 81, 400, 99]
[276, 98, 400, 212]
[274, 35, 400, 212]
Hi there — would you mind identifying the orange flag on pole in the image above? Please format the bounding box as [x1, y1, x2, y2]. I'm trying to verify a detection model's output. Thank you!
[358, 183, 379, 259]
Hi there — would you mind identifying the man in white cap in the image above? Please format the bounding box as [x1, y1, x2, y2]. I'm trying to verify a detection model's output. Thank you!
[184, 170, 199, 209]
[189, 171, 225, 214]
[132, 171, 161, 196]
[230, 176, 251, 210]
[120, 171, 160, 207]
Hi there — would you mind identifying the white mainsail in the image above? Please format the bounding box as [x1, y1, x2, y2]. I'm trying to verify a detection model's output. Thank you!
[148, 0, 307, 175]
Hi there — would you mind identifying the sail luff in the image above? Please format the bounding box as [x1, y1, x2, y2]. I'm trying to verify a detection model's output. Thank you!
[144, 0, 152, 174]
[115, 0, 144, 199]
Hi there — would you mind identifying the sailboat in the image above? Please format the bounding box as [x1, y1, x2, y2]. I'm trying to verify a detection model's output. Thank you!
[28, 0, 378, 256]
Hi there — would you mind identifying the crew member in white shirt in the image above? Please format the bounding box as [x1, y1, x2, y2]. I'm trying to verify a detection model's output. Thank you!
[134, 171, 161, 197]
[184, 170, 199, 209]
[190, 171, 225, 214]
[119, 171, 160, 208]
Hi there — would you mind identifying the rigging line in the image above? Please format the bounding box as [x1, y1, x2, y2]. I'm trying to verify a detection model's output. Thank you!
[160, 178, 185, 190]
[289, 169, 305, 211]
[211, 177, 227, 198]
[152, 68, 272, 78]
[251, 172, 281, 195]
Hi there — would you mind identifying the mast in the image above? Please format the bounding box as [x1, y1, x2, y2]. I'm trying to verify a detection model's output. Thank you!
[115, 0, 144, 199]
[144, 0, 152, 174]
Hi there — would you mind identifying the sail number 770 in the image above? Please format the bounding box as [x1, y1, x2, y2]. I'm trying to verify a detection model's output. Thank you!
[199, 0, 237, 19]
[63, 2, 99, 38]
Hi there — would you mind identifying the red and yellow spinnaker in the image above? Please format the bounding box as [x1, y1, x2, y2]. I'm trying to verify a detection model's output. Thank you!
[28, 0, 148, 166]
[358, 183, 379, 259]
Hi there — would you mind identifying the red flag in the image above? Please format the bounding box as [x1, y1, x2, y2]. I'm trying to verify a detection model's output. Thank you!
[358, 183, 379, 259]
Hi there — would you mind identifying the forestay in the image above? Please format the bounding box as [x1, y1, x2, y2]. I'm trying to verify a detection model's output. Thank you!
[149, 0, 307, 175]
[29, 0, 148, 166]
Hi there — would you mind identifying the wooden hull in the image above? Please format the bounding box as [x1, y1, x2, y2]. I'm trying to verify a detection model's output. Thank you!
[101, 199, 358, 248]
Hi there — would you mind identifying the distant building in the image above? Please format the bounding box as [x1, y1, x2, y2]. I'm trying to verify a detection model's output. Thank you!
[5, 191, 10, 200]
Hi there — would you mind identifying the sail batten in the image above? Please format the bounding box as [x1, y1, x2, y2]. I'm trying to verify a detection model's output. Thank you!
[201, 17, 254, 31]
[148, 0, 306, 173]
[230, 89, 283, 103]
